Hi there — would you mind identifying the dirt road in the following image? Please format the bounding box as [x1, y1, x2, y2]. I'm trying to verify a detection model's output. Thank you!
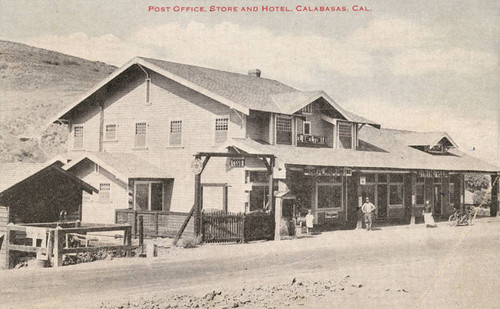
[1, 217, 499, 308]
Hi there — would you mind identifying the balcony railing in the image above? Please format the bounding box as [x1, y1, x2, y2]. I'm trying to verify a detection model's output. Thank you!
[297, 134, 326, 147]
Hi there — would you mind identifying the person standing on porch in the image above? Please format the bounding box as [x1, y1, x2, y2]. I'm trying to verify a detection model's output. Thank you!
[361, 197, 377, 231]
[305, 210, 314, 235]
[423, 200, 437, 228]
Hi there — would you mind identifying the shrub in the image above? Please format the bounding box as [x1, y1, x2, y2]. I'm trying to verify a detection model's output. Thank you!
[178, 236, 202, 248]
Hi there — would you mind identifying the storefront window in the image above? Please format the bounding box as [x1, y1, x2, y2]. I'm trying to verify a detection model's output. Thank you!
[317, 184, 342, 209]
[364, 174, 376, 183]
[416, 184, 425, 205]
[389, 174, 404, 183]
[377, 174, 387, 183]
[389, 184, 403, 205]
[134, 181, 163, 211]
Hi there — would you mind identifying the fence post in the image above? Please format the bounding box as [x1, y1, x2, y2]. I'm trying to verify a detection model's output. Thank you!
[5, 225, 10, 269]
[53, 228, 64, 267]
[155, 211, 159, 236]
[241, 213, 245, 243]
[133, 210, 138, 237]
[138, 215, 144, 254]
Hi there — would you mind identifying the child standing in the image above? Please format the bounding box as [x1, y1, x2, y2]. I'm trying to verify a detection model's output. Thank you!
[305, 209, 314, 235]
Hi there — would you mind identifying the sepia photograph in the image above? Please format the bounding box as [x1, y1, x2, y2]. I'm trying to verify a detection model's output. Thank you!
[0, 0, 499, 308]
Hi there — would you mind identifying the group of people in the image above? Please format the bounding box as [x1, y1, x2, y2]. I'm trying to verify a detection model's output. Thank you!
[301, 197, 438, 234]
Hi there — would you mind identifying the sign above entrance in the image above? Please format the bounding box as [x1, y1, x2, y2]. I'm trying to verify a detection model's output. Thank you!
[304, 166, 352, 177]
[418, 170, 448, 178]
[228, 158, 245, 168]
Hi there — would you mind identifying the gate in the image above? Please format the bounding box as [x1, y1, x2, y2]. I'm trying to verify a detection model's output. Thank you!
[202, 210, 244, 243]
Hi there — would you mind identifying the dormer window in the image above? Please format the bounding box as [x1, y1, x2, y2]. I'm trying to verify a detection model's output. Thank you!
[338, 121, 354, 149]
[276, 116, 292, 145]
[301, 103, 313, 114]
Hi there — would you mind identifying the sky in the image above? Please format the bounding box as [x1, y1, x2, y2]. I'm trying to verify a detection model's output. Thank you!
[0, 0, 499, 165]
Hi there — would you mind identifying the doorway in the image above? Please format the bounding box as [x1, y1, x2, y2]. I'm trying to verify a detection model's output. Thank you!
[433, 185, 442, 216]
[377, 184, 388, 219]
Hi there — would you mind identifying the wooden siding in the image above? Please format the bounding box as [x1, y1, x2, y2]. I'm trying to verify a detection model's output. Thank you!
[71, 161, 128, 224]
[0, 206, 8, 269]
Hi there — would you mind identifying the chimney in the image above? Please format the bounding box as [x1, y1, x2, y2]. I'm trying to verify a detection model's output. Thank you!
[248, 69, 261, 77]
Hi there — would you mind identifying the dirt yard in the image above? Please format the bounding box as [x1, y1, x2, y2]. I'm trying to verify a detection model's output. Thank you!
[2, 217, 499, 309]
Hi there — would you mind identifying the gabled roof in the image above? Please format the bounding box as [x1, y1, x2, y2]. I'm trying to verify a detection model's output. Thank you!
[224, 125, 500, 173]
[0, 161, 97, 196]
[384, 129, 459, 148]
[63, 152, 171, 183]
[50, 57, 378, 126]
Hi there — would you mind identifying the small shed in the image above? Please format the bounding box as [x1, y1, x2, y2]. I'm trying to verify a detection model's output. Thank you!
[0, 161, 97, 223]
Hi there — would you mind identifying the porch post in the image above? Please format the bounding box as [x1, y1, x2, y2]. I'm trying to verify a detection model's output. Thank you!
[194, 172, 202, 237]
[491, 175, 499, 217]
[410, 173, 417, 225]
[459, 174, 465, 211]
[355, 172, 363, 229]
[442, 175, 450, 217]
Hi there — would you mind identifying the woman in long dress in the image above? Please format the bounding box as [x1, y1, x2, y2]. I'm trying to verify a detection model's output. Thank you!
[423, 200, 437, 228]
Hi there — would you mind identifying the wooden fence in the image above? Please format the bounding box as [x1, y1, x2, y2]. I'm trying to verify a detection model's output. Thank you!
[4, 222, 134, 268]
[202, 210, 245, 243]
[202, 210, 274, 244]
[115, 209, 193, 238]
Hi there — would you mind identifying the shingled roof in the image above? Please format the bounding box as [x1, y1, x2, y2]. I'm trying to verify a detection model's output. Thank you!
[51, 57, 379, 126]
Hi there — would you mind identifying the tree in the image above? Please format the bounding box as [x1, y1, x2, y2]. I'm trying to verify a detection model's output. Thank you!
[465, 174, 490, 192]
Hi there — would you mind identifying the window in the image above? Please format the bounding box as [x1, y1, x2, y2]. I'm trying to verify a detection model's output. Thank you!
[301, 103, 313, 114]
[389, 174, 404, 183]
[276, 116, 292, 145]
[449, 183, 455, 206]
[146, 78, 151, 104]
[338, 122, 353, 149]
[303, 121, 311, 135]
[99, 183, 111, 203]
[363, 174, 376, 183]
[317, 184, 343, 209]
[105, 124, 117, 141]
[377, 174, 387, 183]
[416, 184, 425, 205]
[246, 171, 269, 183]
[214, 117, 229, 143]
[389, 184, 403, 205]
[73, 125, 84, 149]
[169, 120, 183, 146]
[134, 181, 163, 211]
[134, 122, 147, 148]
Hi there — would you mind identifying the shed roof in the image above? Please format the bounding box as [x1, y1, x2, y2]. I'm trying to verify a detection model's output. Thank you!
[0, 161, 97, 196]
[225, 126, 500, 173]
[64, 152, 171, 182]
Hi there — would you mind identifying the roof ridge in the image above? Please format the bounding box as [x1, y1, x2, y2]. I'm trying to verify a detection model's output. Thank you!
[138, 56, 296, 89]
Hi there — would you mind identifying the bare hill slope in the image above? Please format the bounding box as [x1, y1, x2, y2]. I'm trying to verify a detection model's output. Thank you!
[0, 40, 116, 162]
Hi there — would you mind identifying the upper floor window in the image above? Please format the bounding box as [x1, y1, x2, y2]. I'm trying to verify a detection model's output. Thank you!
[99, 183, 111, 203]
[303, 121, 311, 135]
[338, 121, 353, 149]
[105, 124, 117, 141]
[73, 125, 84, 149]
[169, 120, 183, 146]
[214, 117, 229, 143]
[276, 116, 292, 145]
[134, 122, 147, 148]
[301, 103, 313, 114]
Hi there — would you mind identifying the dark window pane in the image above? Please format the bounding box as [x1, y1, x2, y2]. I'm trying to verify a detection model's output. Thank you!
[416, 184, 425, 205]
[135, 183, 149, 210]
[151, 183, 163, 211]
[363, 174, 376, 183]
[389, 185, 403, 205]
[250, 186, 268, 211]
[389, 174, 404, 183]
[377, 174, 387, 183]
[317, 185, 342, 209]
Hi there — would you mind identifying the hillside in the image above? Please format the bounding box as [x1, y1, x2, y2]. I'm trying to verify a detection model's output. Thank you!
[0, 40, 116, 162]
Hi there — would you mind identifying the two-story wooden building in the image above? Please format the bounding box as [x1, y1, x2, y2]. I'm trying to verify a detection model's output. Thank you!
[50, 57, 500, 235]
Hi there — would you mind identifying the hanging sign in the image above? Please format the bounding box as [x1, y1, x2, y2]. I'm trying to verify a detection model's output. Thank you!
[228, 158, 245, 167]
[191, 158, 203, 174]
[304, 166, 352, 177]
[418, 170, 448, 178]
[325, 212, 338, 219]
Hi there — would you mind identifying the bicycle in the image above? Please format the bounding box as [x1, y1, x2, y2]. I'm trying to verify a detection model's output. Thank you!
[448, 207, 472, 226]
